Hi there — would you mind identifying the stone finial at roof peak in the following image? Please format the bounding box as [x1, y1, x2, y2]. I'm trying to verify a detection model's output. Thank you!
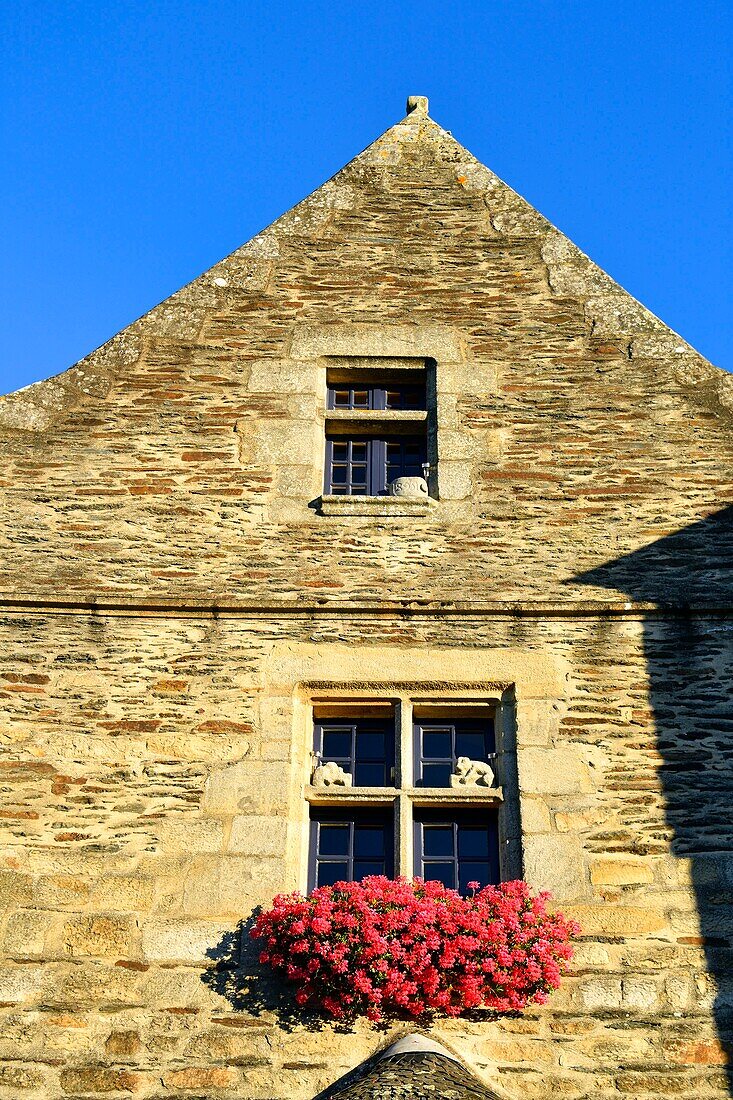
[406, 95, 429, 116]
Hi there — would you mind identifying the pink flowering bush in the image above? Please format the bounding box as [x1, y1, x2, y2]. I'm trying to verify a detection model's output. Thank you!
[250, 876, 579, 1023]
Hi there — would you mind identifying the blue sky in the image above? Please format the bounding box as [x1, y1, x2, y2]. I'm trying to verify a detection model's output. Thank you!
[1, 1, 730, 394]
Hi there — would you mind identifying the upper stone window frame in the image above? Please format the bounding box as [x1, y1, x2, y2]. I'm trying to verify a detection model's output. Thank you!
[288, 324, 473, 516]
[322, 358, 432, 503]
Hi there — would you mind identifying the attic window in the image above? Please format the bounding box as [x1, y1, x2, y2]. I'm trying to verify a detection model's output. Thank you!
[323, 360, 431, 499]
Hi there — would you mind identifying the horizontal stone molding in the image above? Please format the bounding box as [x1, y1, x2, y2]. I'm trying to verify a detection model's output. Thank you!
[0, 597, 731, 617]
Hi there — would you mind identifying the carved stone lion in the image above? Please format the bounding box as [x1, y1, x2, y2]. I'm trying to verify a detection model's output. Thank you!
[311, 761, 353, 788]
[450, 757, 495, 788]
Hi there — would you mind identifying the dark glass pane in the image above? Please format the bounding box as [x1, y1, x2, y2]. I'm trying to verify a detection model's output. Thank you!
[317, 862, 349, 887]
[331, 465, 348, 485]
[458, 827, 491, 859]
[357, 731, 385, 760]
[354, 861, 385, 880]
[354, 761, 386, 786]
[386, 442, 402, 459]
[353, 390, 369, 407]
[423, 862, 456, 889]
[421, 763, 452, 787]
[423, 826, 454, 858]
[402, 388, 424, 410]
[455, 731, 487, 759]
[319, 825, 350, 856]
[322, 729, 353, 759]
[331, 486, 348, 495]
[351, 466, 368, 485]
[423, 730, 451, 758]
[333, 390, 350, 407]
[351, 442, 367, 460]
[352, 485, 368, 495]
[385, 390, 400, 408]
[404, 443, 422, 457]
[354, 827, 385, 859]
[459, 863, 491, 893]
[332, 442, 348, 460]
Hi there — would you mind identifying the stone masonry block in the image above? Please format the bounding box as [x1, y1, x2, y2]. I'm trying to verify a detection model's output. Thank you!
[248, 361, 318, 393]
[622, 977, 660, 1010]
[567, 905, 667, 938]
[227, 815, 288, 857]
[141, 919, 232, 965]
[519, 797, 552, 834]
[156, 818, 225, 854]
[202, 761, 290, 816]
[579, 978, 623, 1010]
[251, 420, 321, 466]
[437, 461, 472, 500]
[3, 910, 54, 959]
[0, 965, 44, 1004]
[515, 700, 562, 746]
[182, 855, 283, 916]
[590, 857, 654, 886]
[522, 834, 587, 900]
[61, 914, 138, 960]
[517, 747, 593, 795]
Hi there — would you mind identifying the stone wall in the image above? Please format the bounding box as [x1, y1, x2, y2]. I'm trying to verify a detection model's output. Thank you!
[0, 106, 732, 607]
[0, 101, 732, 1098]
[0, 612, 731, 1098]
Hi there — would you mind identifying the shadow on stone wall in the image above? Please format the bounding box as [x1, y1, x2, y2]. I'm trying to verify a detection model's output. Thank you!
[576, 505, 733, 1093]
[201, 914, 336, 1032]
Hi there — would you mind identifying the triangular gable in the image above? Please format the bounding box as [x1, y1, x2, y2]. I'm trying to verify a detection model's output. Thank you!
[1, 96, 730, 434]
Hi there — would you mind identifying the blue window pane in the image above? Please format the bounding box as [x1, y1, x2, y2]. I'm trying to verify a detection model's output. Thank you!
[352, 390, 369, 407]
[333, 390, 350, 407]
[357, 731, 385, 759]
[322, 729, 352, 758]
[423, 826, 454, 858]
[459, 863, 491, 893]
[351, 467, 368, 485]
[422, 763, 452, 787]
[354, 827, 385, 859]
[331, 485, 348, 495]
[332, 442, 348, 460]
[354, 761, 386, 786]
[458, 827, 491, 858]
[319, 825, 350, 856]
[317, 862, 348, 887]
[456, 731, 487, 759]
[423, 730, 451, 758]
[423, 863, 456, 889]
[351, 442, 367, 460]
[331, 465, 348, 484]
[354, 861, 385, 880]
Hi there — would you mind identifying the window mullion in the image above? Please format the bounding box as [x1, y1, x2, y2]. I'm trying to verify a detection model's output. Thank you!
[453, 820, 460, 890]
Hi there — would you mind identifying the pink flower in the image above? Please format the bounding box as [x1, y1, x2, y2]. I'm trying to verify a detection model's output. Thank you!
[250, 875, 578, 1024]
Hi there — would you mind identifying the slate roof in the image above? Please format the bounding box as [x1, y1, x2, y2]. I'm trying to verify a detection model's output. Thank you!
[323, 1050, 500, 1100]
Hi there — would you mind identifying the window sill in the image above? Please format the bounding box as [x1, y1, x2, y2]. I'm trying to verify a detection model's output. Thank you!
[325, 410, 428, 436]
[306, 785, 503, 805]
[319, 495, 436, 517]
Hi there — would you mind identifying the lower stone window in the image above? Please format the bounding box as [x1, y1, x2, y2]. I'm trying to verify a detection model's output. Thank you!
[325, 436, 427, 496]
[310, 807, 394, 888]
[307, 699, 504, 894]
[414, 808, 500, 893]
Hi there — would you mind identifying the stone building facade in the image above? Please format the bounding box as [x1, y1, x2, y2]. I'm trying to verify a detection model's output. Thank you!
[0, 96, 732, 1099]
